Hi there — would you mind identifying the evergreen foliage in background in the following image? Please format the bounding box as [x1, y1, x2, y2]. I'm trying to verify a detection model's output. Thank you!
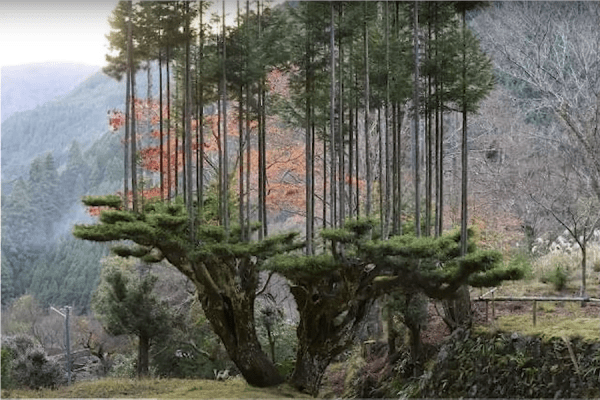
[92, 257, 172, 377]
[1, 136, 122, 308]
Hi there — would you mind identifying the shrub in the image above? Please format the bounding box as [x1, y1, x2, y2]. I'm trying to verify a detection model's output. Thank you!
[107, 352, 137, 379]
[543, 265, 570, 291]
[509, 251, 534, 279]
[255, 301, 297, 378]
[1, 347, 14, 389]
[151, 306, 233, 379]
[2, 335, 65, 389]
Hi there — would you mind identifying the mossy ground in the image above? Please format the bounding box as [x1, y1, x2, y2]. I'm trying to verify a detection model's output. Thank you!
[476, 313, 599, 342]
[2, 377, 311, 399]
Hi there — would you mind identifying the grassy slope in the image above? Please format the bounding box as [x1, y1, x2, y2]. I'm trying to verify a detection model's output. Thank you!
[3, 377, 312, 399]
[474, 277, 600, 342]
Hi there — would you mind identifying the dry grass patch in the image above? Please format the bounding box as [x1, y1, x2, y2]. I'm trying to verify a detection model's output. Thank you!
[479, 314, 599, 342]
[3, 377, 311, 399]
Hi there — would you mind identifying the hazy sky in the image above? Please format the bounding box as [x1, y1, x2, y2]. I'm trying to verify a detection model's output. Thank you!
[0, 1, 119, 67]
[0, 1, 248, 69]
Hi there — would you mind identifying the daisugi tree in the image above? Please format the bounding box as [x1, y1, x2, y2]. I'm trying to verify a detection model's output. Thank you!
[75, 0, 524, 393]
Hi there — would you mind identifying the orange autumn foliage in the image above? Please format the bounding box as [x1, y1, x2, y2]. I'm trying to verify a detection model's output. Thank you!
[97, 69, 367, 222]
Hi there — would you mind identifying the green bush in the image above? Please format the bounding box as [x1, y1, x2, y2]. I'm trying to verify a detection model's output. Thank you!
[255, 302, 297, 378]
[150, 304, 233, 379]
[1, 347, 14, 389]
[509, 251, 534, 279]
[543, 265, 570, 291]
[107, 353, 137, 379]
[2, 335, 65, 389]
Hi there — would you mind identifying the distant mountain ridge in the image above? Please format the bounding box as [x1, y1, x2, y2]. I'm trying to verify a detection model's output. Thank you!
[1, 63, 159, 183]
[1, 63, 100, 123]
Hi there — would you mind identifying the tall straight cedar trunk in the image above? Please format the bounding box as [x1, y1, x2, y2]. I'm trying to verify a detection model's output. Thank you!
[460, 8, 468, 256]
[305, 14, 314, 254]
[245, 0, 251, 240]
[257, 0, 266, 239]
[159, 52, 164, 201]
[337, 4, 345, 227]
[364, 3, 372, 217]
[123, 0, 131, 211]
[413, 1, 420, 236]
[329, 2, 336, 228]
[131, 66, 138, 212]
[197, 4, 204, 221]
[222, 0, 229, 234]
[384, 1, 391, 238]
[166, 47, 172, 202]
[185, 2, 194, 236]
[237, 0, 245, 239]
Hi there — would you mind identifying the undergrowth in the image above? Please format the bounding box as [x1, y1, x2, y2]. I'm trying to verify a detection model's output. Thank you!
[2, 377, 311, 399]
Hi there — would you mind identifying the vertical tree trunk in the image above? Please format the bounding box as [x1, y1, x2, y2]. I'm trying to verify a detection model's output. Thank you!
[305, 16, 314, 254]
[159, 52, 164, 202]
[124, 0, 132, 211]
[437, 78, 444, 236]
[364, 3, 372, 217]
[166, 47, 172, 202]
[384, 1, 391, 239]
[222, 0, 229, 234]
[434, 2, 441, 237]
[425, 4, 433, 237]
[137, 335, 150, 377]
[348, 41, 354, 221]
[581, 242, 587, 295]
[131, 67, 138, 213]
[392, 102, 398, 234]
[355, 73, 360, 218]
[198, 4, 204, 221]
[196, 263, 284, 387]
[217, 95, 223, 221]
[245, 0, 251, 240]
[185, 2, 194, 237]
[175, 77, 179, 199]
[460, 7, 468, 256]
[378, 107, 384, 234]
[330, 1, 336, 228]
[257, 0, 265, 239]
[338, 4, 345, 227]
[288, 284, 373, 396]
[413, 1, 421, 236]
[237, 0, 245, 240]
[398, 104, 403, 235]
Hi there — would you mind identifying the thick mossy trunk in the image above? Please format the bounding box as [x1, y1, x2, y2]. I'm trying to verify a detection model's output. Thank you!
[290, 342, 332, 396]
[194, 264, 284, 387]
[442, 285, 472, 331]
[289, 283, 374, 395]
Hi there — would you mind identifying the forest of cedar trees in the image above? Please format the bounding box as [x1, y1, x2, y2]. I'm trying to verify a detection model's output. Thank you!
[3, 1, 600, 398]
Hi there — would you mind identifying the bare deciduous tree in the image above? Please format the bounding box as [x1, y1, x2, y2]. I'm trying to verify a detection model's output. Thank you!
[473, 1, 600, 199]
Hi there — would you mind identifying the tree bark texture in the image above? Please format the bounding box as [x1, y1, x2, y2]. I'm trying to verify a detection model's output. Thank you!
[288, 269, 374, 395]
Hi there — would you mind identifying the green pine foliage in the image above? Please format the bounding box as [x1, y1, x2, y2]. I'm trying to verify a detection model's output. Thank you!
[92, 258, 170, 339]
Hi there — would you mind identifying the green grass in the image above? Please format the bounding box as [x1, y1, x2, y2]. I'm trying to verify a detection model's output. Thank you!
[477, 314, 599, 342]
[2, 377, 312, 399]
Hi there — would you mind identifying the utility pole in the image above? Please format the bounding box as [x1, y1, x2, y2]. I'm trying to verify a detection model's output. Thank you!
[51, 306, 71, 385]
